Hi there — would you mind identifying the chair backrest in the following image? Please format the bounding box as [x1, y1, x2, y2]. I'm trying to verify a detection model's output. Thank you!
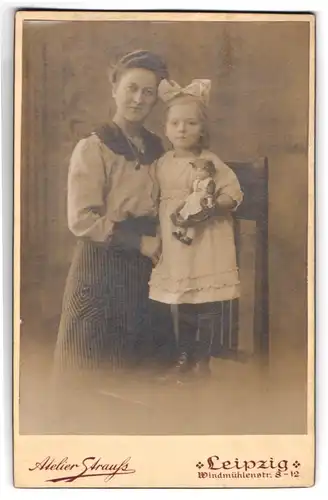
[227, 157, 269, 361]
[227, 158, 268, 223]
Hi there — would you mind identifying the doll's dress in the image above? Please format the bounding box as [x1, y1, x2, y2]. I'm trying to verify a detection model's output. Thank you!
[178, 178, 212, 219]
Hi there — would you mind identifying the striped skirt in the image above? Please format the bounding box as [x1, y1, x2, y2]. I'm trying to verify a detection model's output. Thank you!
[53, 240, 153, 382]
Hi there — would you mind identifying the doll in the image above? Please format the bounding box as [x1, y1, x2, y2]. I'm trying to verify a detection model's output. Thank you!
[170, 158, 217, 245]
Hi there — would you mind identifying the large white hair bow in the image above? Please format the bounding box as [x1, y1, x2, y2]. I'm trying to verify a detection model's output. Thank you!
[158, 79, 211, 106]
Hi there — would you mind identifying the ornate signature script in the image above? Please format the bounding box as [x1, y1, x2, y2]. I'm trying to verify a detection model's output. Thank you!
[29, 456, 136, 483]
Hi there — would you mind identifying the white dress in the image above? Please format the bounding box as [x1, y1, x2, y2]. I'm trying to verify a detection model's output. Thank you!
[149, 150, 243, 305]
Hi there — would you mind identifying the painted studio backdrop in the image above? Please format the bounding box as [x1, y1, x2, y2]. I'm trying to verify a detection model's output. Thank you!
[19, 20, 309, 434]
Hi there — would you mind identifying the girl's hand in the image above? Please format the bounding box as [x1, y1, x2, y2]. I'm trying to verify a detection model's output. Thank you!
[213, 194, 237, 214]
[140, 235, 162, 263]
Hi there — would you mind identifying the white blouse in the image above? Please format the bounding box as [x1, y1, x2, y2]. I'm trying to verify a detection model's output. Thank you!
[67, 133, 159, 243]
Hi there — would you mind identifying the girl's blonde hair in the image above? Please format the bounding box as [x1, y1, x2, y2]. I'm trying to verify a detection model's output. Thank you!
[165, 95, 210, 149]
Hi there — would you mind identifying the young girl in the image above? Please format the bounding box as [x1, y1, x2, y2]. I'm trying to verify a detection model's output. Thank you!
[149, 79, 243, 380]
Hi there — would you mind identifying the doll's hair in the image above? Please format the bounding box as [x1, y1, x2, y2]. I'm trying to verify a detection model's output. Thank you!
[191, 159, 216, 177]
[165, 95, 210, 149]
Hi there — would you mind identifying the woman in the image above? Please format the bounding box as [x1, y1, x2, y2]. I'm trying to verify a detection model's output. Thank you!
[53, 50, 176, 388]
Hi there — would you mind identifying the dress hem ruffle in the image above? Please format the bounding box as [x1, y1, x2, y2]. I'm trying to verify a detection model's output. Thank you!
[149, 284, 240, 305]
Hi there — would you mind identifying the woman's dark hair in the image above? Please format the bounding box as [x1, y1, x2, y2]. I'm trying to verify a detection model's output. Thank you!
[111, 50, 169, 85]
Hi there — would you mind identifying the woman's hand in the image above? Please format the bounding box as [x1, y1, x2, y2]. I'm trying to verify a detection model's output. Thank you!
[140, 235, 162, 265]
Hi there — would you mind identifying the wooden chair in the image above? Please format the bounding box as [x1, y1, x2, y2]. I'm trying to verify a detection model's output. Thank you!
[173, 157, 269, 363]
[228, 157, 269, 362]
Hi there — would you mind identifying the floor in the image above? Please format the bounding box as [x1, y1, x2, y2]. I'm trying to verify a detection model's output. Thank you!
[18, 277, 308, 436]
[19, 330, 307, 436]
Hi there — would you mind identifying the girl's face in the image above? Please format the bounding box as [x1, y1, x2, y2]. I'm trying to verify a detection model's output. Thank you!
[166, 101, 203, 151]
[112, 68, 158, 124]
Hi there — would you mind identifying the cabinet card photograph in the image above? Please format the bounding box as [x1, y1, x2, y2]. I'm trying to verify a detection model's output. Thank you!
[14, 10, 315, 488]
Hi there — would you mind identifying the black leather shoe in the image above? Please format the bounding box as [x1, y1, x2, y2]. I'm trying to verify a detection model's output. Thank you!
[194, 359, 212, 378]
[175, 352, 191, 372]
[155, 352, 193, 384]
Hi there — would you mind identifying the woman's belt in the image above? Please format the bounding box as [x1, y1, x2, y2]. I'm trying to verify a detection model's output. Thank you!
[114, 215, 158, 236]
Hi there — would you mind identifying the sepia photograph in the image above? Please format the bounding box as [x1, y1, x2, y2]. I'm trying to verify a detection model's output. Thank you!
[13, 10, 315, 487]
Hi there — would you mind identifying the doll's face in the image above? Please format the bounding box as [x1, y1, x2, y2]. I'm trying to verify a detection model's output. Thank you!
[194, 167, 209, 180]
[191, 159, 212, 180]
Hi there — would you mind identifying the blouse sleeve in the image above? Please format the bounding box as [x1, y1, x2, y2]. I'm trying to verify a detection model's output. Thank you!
[67, 136, 115, 242]
[214, 158, 244, 209]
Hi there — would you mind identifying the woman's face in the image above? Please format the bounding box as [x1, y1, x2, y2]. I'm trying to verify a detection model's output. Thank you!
[166, 101, 203, 151]
[112, 68, 158, 124]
